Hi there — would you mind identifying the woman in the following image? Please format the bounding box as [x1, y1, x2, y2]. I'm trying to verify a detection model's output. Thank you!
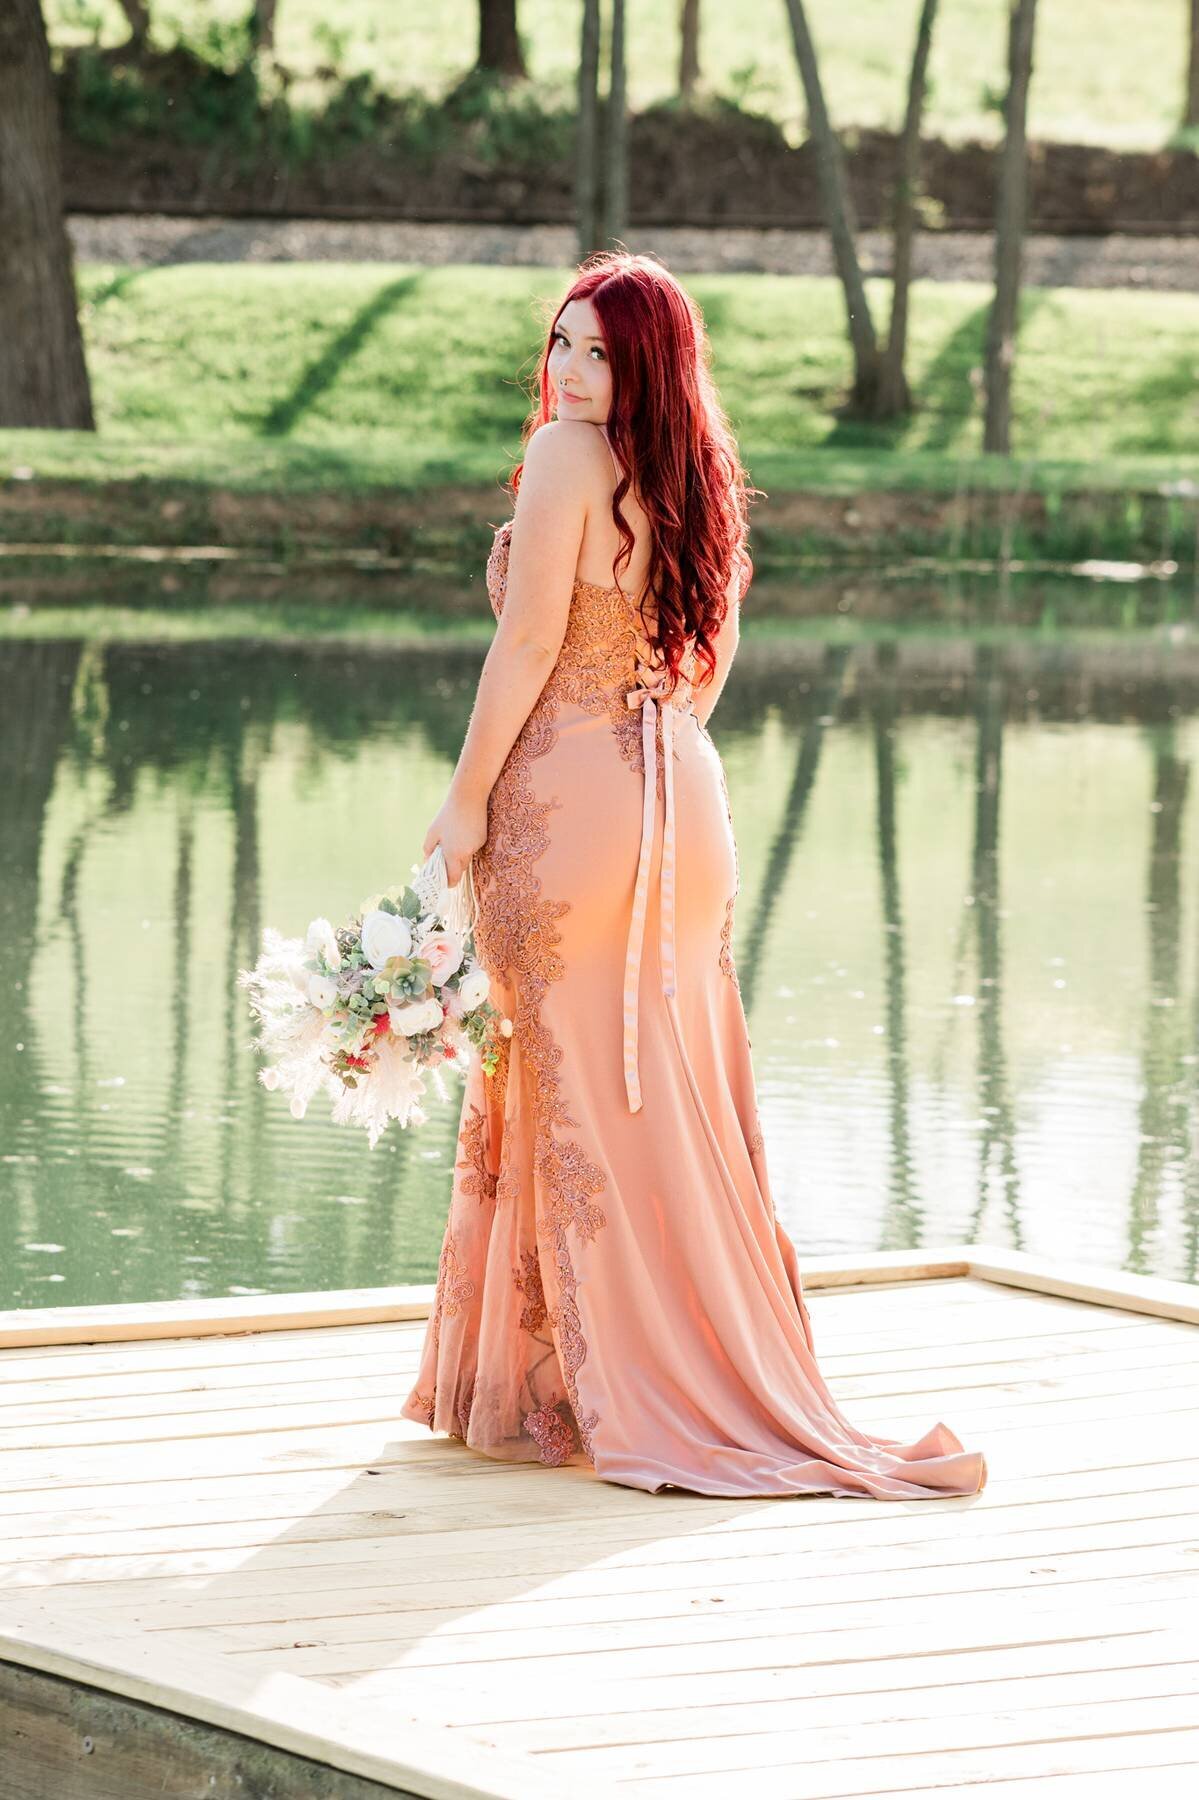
[401, 252, 986, 1501]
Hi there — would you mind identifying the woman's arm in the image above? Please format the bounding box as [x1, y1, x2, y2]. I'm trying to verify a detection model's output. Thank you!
[423, 423, 591, 883]
[692, 566, 743, 730]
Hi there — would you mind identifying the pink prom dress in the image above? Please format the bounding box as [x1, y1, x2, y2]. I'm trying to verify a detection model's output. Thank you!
[400, 440, 987, 1501]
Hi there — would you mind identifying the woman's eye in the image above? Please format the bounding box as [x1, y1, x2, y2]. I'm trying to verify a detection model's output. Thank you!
[551, 332, 604, 360]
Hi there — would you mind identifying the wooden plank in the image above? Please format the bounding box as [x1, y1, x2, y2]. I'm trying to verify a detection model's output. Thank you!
[6, 1460, 1198, 1564]
[614, 1738, 1199, 1800]
[861, 1771, 1198, 1800]
[124, 1544, 1193, 1654]
[0, 1600, 611, 1800]
[19, 1510, 1197, 1617]
[322, 1624, 1198, 1724]
[0, 1382, 1121, 1454]
[0, 1245, 1193, 1352]
[252, 1584, 1199, 1678]
[326, 1596, 1199, 1692]
[2, 1345, 1192, 1457]
[0, 1286, 435, 1350]
[0, 1321, 404, 1375]
[599, 1700, 1199, 1784]
[9, 1311, 1189, 1435]
[967, 1246, 1199, 1325]
[1, 1404, 1195, 1506]
[479, 1658, 1199, 1753]
[0, 1659, 424, 1800]
[0, 1319, 1185, 1413]
[0, 1252, 973, 1351]
[10, 1480, 1194, 1575]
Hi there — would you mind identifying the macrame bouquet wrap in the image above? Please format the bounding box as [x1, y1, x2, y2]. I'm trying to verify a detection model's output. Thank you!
[237, 849, 506, 1146]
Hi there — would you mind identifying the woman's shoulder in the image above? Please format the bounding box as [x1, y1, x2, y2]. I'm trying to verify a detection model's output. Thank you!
[521, 420, 612, 485]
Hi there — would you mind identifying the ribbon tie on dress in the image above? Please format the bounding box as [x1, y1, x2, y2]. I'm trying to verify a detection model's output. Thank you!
[622, 662, 679, 1112]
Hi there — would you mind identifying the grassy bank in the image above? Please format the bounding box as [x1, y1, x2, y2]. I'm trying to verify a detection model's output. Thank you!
[48, 0, 1194, 151]
[2, 264, 1195, 568]
[46, 264, 1199, 459]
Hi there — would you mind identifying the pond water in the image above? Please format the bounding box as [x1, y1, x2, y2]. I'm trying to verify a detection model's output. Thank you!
[3, 606, 1199, 1310]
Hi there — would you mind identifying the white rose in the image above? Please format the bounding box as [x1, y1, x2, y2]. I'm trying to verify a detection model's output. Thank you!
[259, 1066, 281, 1090]
[361, 909, 413, 969]
[289, 1094, 307, 1119]
[388, 996, 444, 1036]
[458, 965, 490, 1010]
[304, 916, 341, 970]
[307, 973, 339, 1010]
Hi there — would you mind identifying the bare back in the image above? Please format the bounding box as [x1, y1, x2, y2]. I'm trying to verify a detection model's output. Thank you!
[573, 425, 656, 622]
[574, 424, 741, 634]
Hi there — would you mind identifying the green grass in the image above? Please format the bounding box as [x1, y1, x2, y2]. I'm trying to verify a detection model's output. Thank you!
[48, 0, 1196, 150]
[28, 262, 1197, 471]
[2, 595, 1194, 646]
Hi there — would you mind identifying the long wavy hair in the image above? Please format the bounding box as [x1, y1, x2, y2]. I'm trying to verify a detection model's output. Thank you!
[509, 251, 761, 700]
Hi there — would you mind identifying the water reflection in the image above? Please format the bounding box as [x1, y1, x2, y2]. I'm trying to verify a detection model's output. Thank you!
[2, 620, 1199, 1307]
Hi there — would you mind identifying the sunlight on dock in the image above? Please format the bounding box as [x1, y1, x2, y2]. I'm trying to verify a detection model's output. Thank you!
[2, 1250, 1197, 1797]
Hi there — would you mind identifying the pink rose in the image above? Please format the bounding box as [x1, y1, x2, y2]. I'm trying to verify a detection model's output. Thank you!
[418, 930, 465, 984]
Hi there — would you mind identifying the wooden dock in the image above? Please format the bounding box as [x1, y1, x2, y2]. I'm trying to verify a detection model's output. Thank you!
[2, 1245, 1197, 1798]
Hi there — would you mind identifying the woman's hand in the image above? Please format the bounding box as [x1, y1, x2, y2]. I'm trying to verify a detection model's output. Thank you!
[422, 786, 489, 889]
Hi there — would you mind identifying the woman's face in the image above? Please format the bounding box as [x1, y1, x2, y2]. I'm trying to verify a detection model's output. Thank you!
[547, 297, 613, 424]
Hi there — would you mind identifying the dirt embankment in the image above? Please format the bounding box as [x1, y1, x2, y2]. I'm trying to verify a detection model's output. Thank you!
[2, 477, 1194, 577]
[59, 92, 1199, 236]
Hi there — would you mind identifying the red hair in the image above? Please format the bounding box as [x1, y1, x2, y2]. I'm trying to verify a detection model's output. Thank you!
[510, 251, 761, 700]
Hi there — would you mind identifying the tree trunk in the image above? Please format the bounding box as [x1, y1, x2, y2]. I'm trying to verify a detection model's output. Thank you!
[1186, 0, 1199, 128]
[0, 0, 94, 430]
[603, 0, 629, 248]
[476, 0, 527, 79]
[983, 0, 1038, 455]
[576, 0, 603, 259]
[116, 0, 151, 47]
[781, 0, 879, 412]
[248, 0, 277, 53]
[679, 0, 700, 102]
[875, 0, 940, 418]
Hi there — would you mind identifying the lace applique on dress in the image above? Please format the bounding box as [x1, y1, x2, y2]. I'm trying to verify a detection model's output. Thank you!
[457, 1104, 497, 1209]
[513, 1245, 548, 1333]
[436, 1227, 476, 1322]
[470, 521, 619, 1464]
[719, 893, 740, 989]
[714, 749, 742, 988]
[522, 1399, 577, 1467]
[487, 519, 696, 807]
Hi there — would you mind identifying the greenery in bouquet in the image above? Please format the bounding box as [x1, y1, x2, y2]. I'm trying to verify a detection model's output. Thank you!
[237, 865, 509, 1146]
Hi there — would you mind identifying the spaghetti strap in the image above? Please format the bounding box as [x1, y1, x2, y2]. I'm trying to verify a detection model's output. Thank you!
[598, 423, 622, 485]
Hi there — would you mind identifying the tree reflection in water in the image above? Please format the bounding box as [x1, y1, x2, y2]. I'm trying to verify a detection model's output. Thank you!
[3, 625, 1199, 1304]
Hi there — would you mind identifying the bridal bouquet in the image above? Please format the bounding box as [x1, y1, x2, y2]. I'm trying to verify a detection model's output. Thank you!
[236, 847, 508, 1146]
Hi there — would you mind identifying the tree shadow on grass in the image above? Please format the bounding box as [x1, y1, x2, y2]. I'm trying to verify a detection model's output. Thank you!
[259, 273, 424, 439]
[821, 290, 1049, 458]
[1112, 350, 1199, 455]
